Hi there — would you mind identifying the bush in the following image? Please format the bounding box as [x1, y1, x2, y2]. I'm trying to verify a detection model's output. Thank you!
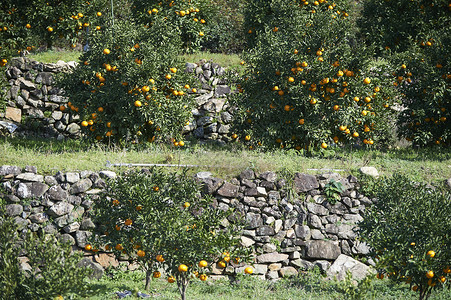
[59, 19, 197, 145]
[0, 205, 92, 299]
[89, 168, 251, 300]
[358, 0, 450, 147]
[231, 0, 399, 151]
[87, 169, 248, 299]
[358, 174, 451, 300]
[131, 0, 212, 52]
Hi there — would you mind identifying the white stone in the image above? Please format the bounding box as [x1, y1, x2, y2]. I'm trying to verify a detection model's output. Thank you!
[240, 236, 255, 247]
[359, 166, 379, 178]
[99, 170, 117, 179]
[274, 219, 283, 233]
[327, 254, 375, 281]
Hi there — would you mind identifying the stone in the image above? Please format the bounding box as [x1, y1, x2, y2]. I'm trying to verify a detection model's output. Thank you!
[16, 173, 44, 182]
[24, 166, 37, 173]
[352, 241, 371, 255]
[308, 214, 323, 229]
[5, 107, 22, 123]
[29, 213, 48, 224]
[327, 254, 374, 281]
[77, 257, 104, 279]
[305, 240, 341, 260]
[260, 171, 277, 182]
[291, 259, 314, 270]
[359, 167, 379, 178]
[63, 222, 80, 233]
[314, 260, 331, 272]
[0, 165, 22, 176]
[19, 78, 36, 90]
[263, 243, 278, 253]
[256, 252, 289, 263]
[245, 212, 263, 229]
[221, 111, 233, 123]
[253, 264, 269, 275]
[267, 271, 279, 280]
[46, 185, 68, 201]
[5, 204, 23, 216]
[311, 229, 325, 240]
[16, 183, 31, 199]
[268, 263, 282, 271]
[65, 172, 80, 184]
[217, 182, 239, 198]
[14, 216, 29, 229]
[294, 224, 311, 240]
[274, 219, 283, 233]
[215, 85, 231, 97]
[80, 218, 96, 230]
[195, 92, 214, 106]
[30, 182, 48, 198]
[240, 236, 255, 247]
[47, 202, 74, 217]
[75, 230, 92, 248]
[35, 72, 53, 85]
[58, 233, 75, 245]
[99, 170, 117, 179]
[279, 266, 298, 277]
[69, 178, 92, 194]
[66, 123, 80, 135]
[306, 203, 329, 216]
[337, 224, 357, 240]
[185, 62, 197, 73]
[94, 253, 119, 268]
[217, 123, 230, 134]
[26, 107, 44, 119]
[294, 173, 319, 192]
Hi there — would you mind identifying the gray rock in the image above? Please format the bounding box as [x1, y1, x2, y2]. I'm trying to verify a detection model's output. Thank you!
[30, 182, 48, 198]
[47, 202, 74, 217]
[35, 72, 53, 85]
[446, 178, 451, 190]
[14, 216, 29, 229]
[77, 257, 104, 279]
[263, 243, 278, 253]
[65, 172, 80, 184]
[291, 259, 314, 270]
[63, 222, 80, 233]
[24, 166, 37, 173]
[307, 203, 329, 216]
[69, 178, 92, 194]
[240, 236, 255, 247]
[359, 167, 379, 178]
[294, 224, 311, 239]
[221, 111, 233, 123]
[185, 62, 197, 73]
[42, 224, 58, 234]
[260, 171, 277, 182]
[267, 271, 279, 280]
[352, 241, 371, 255]
[279, 266, 298, 277]
[99, 170, 116, 179]
[16, 183, 31, 199]
[314, 260, 331, 272]
[239, 169, 255, 180]
[215, 85, 231, 97]
[311, 229, 325, 240]
[193, 127, 204, 138]
[19, 77, 36, 90]
[66, 123, 80, 135]
[294, 173, 319, 192]
[58, 233, 76, 245]
[217, 123, 230, 134]
[245, 212, 263, 229]
[29, 213, 48, 224]
[308, 214, 323, 229]
[327, 254, 374, 281]
[195, 92, 214, 106]
[54, 215, 70, 228]
[0, 165, 22, 176]
[47, 185, 68, 201]
[256, 225, 275, 236]
[5, 204, 23, 216]
[256, 252, 289, 263]
[305, 240, 341, 260]
[217, 182, 239, 198]
[75, 230, 92, 248]
[16, 173, 44, 182]
[204, 123, 217, 134]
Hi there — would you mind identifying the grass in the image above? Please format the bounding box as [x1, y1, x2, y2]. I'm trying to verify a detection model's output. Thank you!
[27, 49, 244, 71]
[76, 268, 451, 300]
[1, 137, 450, 184]
[28, 49, 82, 63]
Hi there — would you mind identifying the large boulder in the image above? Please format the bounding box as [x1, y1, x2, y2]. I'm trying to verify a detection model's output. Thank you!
[305, 240, 341, 260]
[327, 254, 374, 281]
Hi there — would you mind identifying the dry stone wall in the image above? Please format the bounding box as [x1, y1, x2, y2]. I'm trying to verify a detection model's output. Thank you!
[0, 57, 235, 142]
[1, 165, 374, 280]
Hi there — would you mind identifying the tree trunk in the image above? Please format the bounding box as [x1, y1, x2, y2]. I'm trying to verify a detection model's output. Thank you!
[145, 268, 152, 291]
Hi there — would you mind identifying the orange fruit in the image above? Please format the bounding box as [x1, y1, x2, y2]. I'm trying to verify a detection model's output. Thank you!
[137, 250, 145, 257]
[363, 77, 371, 84]
[84, 244, 92, 251]
[178, 141, 185, 147]
[199, 274, 207, 281]
[81, 121, 88, 127]
[333, 105, 339, 111]
[245, 135, 251, 141]
[231, 134, 238, 139]
[426, 270, 434, 279]
[26, 24, 31, 29]
[134, 100, 142, 107]
[156, 255, 164, 262]
[183, 202, 190, 208]
[153, 271, 161, 278]
[427, 250, 435, 258]
[199, 32, 204, 36]
[284, 105, 290, 111]
[96, 11, 102, 16]
[352, 132, 359, 138]
[224, 256, 231, 263]
[103, 48, 110, 54]
[199, 260, 208, 268]
[218, 261, 226, 268]
[439, 276, 446, 283]
[115, 244, 123, 251]
[321, 142, 327, 149]
[288, 77, 294, 83]
[47, 27, 53, 32]
[299, 119, 305, 125]
[443, 266, 451, 274]
[244, 267, 253, 274]
[124, 219, 132, 226]
[178, 264, 188, 272]
[168, 276, 175, 283]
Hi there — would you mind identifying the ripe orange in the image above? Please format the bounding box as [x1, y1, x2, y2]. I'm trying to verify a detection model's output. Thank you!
[84, 244, 92, 251]
[218, 261, 226, 268]
[444, 266, 451, 274]
[183, 202, 190, 208]
[245, 135, 251, 141]
[153, 271, 161, 278]
[288, 77, 294, 83]
[439, 276, 446, 283]
[168, 276, 175, 283]
[352, 132, 359, 138]
[427, 250, 435, 258]
[178, 264, 188, 272]
[363, 77, 371, 84]
[284, 105, 290, 111]
[134, 100, 142, 107]
[47, 27, 53, 32]
[199, 32, 204, 37]
[426, 270, 434, 279]
[81, 121, 89, 127]
[178, 141, 185, 147]
[299, 119, 305, 125]
[124, 219, 132, 226]
[244, 267, 253, 274]
[199, 274, 207, 281]
[96, 11, 102, 16]
[377, 273, 384, 279]
[321, 142, 327, 149]
[333, 105, 339, 111]
[103, 48, 110, 54]
[137, 250, 145, 257]
[199, 260, 208, 268]
[26, 24, 31, 29]
[156, 255, 164, 262]
[115, 244, 123, 251]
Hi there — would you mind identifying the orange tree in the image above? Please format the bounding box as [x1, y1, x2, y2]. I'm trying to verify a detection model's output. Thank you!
[131, 0, 212, 52]
[88, 168, 251, 300]
[359, 0, 450, 146]
[358, 174, 451, 300]
[59, 19, 197, 145]
[231, 0, 399, 152]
